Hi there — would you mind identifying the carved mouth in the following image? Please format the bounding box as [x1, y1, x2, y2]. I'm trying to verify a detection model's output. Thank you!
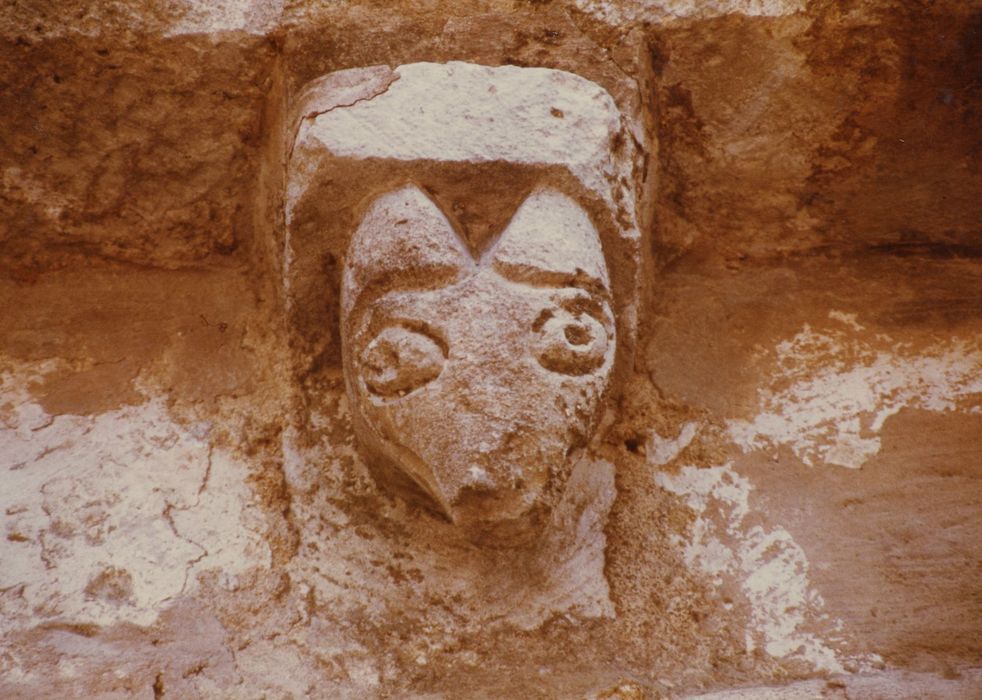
[383, 437, 549, 527]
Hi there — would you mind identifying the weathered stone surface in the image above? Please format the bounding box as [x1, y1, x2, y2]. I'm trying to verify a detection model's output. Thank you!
[573, 0, 805, 24]
[1, 1, 981, 698]
[683, 669, 982, 700]
[0, 368, 270, 629]
[0, 35, 275, 272]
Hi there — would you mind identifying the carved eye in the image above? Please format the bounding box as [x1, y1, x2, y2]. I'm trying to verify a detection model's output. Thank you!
[535, 309, 609, 375]
[360, 325, 445, 398]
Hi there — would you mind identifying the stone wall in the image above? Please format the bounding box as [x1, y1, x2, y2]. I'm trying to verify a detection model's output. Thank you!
[1, 2, 980, 698]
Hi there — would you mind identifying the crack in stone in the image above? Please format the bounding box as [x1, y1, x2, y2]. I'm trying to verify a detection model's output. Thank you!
[158, 440, 245, 605]
[302, 74, 400, 120]
[288, 70, 401, 163]
[160, 496, 209, 600]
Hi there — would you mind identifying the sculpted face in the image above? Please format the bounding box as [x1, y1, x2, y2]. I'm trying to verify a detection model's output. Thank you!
[342, 185, 615, 527]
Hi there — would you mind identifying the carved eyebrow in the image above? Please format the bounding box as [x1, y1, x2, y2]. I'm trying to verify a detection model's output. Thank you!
[345, 262, 467, 332]
[491, 258, 610, 299]
[341, 183, 474, 321]
[482, 188, 611, 297]
[358, 263, 467, 296]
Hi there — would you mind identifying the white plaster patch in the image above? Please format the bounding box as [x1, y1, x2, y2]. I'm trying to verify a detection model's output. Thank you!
[648, 420, 700, 466]
[655, 461, 847, 672]
[0, 361, 270, 629]
[573, 0, 805, 25]
[728, 321, 982, 468]
[827, 310, 864, 331]
[165, 0, 283, 36]
[682, 669, 982, 699]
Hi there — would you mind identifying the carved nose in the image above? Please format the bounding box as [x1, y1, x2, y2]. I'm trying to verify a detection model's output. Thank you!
[449, 472, 532, 526]
[462, 463, 500, 489]
[438, 422, 545, 524]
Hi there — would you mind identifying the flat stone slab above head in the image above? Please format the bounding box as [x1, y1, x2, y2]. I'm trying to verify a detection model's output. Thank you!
[290, 61, 637, 226]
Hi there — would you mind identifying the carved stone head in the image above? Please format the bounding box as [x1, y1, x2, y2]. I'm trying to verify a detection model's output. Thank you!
[285, 62, 642, 536]
[342, 185, 614, 526]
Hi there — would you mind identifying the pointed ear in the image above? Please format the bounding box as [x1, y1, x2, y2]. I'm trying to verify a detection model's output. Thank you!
[342, 184, 472, 317]
[488, 189, 610, 292]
